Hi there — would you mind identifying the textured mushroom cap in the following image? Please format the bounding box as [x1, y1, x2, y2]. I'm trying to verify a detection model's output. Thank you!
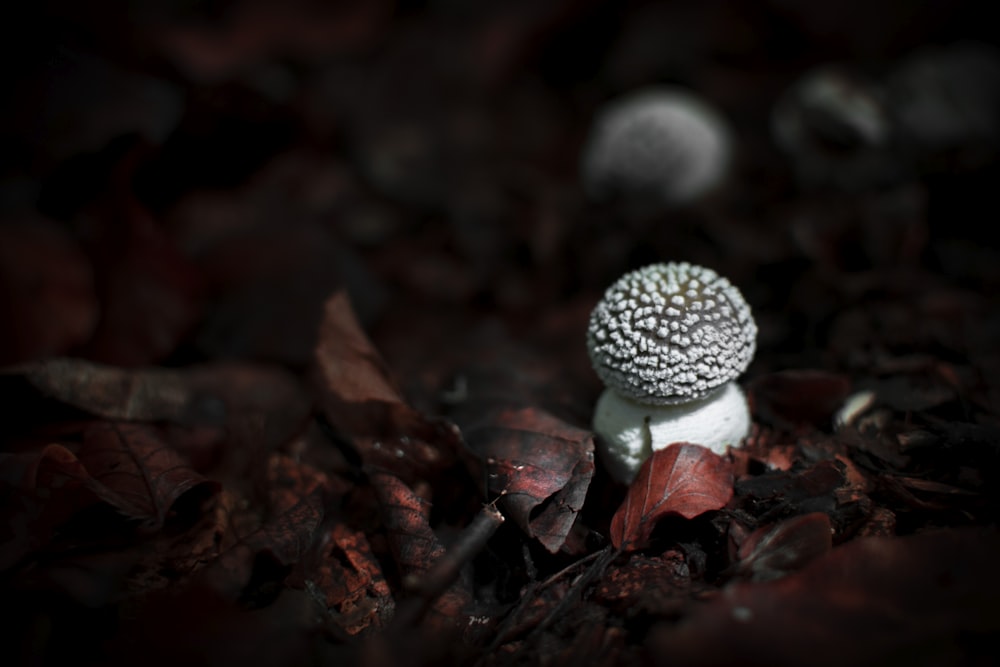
[580, 87, 733, 207]
[587, 262, 756, 405]
[593, 382, 751, 484]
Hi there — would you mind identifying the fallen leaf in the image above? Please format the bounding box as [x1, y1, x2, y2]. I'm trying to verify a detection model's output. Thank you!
[1, 442, 90, 491]
[465, 407, 594, 553]
[593, 550, 691, 614]
[207, 454, 330, 599]
[313, 291, 468, 482]
[611, 443, 734, 551]
[369, 470, 471, 626]
[124, 488, 242, 595]
[296, 521, 394, 636]
[6, 358, 312, 475]
[79, 422, 218, 530]
[0, 443, 96, 570]
[734, 459, 847, 522]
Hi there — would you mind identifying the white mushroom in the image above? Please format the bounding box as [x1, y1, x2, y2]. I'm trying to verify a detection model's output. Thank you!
[580, 87, 734, 209]
[770, 65, 902, 192]
[587, 262, 757, 483]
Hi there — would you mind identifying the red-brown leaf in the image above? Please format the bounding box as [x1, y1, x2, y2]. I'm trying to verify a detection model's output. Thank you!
[11, 358, 312, 474]
[313, 291, 467, 482]
[611, 443, 734, 551]
[207, 455, 330, 599]
[301, 522, 394, 635]
[79, 422, 217, 530]
[465, 407, 594, 553]
[370, 471, 471, 625]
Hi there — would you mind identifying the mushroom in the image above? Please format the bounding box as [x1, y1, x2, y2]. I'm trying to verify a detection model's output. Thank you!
[771, 65, 903, 192]
[586, 262, 757, 483]
[580, 86, 734, 211]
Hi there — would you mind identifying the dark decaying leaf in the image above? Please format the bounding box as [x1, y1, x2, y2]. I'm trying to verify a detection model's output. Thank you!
[1, 424, 218, 571]
[465, 407, 594, 553]
[747, 370, 851, 430]
[370, 470, 471, 626]
[649, 527, 1000, 666]
[207, 454, 330, 599]
[296, 521, 395, 636]
[78, 422, 218, 530]
[1, 442, 90, 491]
[731, 512, 833, 581]
[11, 357, 311, 453]
[611, 443, 734, 551]
[313, 291, 467, 482]
[123, 488, 243, 596]
[734, 459, 848, 521]
[593, 550, 692, 615]
[0, 443, 96, 570]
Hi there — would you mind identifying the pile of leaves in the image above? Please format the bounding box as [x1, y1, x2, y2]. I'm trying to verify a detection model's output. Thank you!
[3, 1, 1000, 666]
[3, 286, 999, 665]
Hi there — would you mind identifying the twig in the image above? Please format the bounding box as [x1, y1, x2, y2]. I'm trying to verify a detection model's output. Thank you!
[404, 503, 505, 598]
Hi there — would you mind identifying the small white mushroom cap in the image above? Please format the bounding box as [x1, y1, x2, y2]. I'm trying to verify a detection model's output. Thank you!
[581, 86, 733, 207]
[587, 262, 756, 405]
[593, 382, 751, 484]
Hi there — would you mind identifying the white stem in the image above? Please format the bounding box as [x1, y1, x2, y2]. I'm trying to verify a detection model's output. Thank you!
[592, 381, 750, 484]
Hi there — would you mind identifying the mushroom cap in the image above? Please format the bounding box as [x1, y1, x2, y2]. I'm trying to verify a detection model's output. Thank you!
[593, 382, 751, 484]
[580, 86, 733, 207]
[587, 262, 756, 405]
[770, 65, 903, 192]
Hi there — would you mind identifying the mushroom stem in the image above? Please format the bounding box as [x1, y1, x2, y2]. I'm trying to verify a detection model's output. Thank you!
[593, 381, 750, 484]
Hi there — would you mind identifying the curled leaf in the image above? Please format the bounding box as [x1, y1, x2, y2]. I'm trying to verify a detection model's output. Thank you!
[79, 422, 218, 530]
[611, 443, 734, 551]
[465, 407, 594, 553]
[370, 471, 471, 626]
[313, 291, 467, 482]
